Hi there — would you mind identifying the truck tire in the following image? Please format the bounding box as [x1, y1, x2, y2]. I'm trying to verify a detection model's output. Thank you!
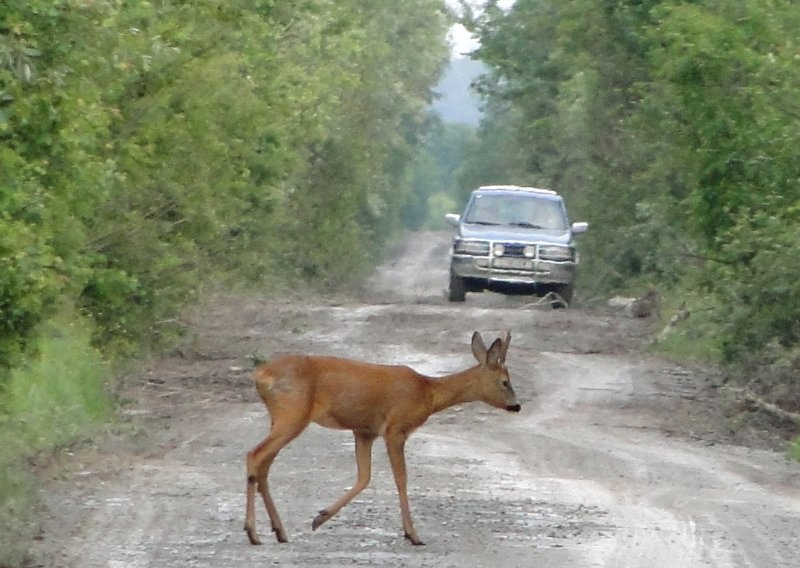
[448, 271, 467, 302]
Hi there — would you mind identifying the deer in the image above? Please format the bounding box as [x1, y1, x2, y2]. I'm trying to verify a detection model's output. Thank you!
[244, 330, 520, 546]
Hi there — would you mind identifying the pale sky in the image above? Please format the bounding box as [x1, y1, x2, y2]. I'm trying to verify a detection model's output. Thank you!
[448, 23, 481, 58]
[446, 0, 516, 58]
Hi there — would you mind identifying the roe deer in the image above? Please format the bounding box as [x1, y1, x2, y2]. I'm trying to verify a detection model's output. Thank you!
[244, 330, 520, 545]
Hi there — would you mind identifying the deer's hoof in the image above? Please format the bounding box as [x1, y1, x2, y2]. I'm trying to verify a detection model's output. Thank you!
[272, 526, 289, 543]
[245, 526, 262, 546]
[312, 509, 330, 531]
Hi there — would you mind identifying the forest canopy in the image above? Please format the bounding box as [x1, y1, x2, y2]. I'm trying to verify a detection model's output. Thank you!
[2, 2, 800, 560]
[1, 0, 451, 368]
[458, 0, 800, 402]
[1, 3, 451, 556]
[3, 0, 799, 476]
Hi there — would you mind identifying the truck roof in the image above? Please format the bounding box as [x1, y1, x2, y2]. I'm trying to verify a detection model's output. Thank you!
[476, 185, 558, 196]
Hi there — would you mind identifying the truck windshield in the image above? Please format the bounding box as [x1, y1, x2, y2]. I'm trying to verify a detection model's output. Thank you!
[464, 195, 568, 230]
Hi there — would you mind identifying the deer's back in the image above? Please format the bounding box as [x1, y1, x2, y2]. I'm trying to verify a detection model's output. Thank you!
[255, 355, 430, 435]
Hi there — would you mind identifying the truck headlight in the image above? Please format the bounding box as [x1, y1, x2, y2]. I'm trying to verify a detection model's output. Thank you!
[538, 245, 574, 261]
[454, 239, 490, 256]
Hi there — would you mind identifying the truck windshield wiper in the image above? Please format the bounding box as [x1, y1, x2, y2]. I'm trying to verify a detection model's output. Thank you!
[509, 221, 544, 228]
[467, 220, 500, 226]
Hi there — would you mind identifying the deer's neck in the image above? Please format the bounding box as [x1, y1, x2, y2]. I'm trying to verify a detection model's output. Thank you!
[427, 366, 480, 415]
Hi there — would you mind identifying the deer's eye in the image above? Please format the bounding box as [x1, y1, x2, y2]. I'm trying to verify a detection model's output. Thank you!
[502, 380, 511, 389]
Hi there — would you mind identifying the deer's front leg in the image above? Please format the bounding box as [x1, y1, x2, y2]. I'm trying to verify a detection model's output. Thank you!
[313, 432, 375, 530]
[385, 434, 424, 545]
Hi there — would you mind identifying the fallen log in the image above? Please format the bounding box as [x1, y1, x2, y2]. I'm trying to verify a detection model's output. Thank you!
[655, 302, 690, 342]
[742, 392, 800, 426]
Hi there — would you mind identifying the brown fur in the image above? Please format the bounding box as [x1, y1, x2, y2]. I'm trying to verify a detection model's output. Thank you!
[244, 331, 519, 546]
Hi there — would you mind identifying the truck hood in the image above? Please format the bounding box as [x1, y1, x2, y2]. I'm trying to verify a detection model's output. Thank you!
[459, 223, 573, 245]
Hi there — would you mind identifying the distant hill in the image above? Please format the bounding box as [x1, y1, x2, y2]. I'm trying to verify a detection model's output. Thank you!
[431, 58, 486, 126]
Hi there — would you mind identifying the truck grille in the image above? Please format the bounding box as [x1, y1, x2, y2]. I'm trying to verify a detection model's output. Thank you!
[497, 243, 532, 258]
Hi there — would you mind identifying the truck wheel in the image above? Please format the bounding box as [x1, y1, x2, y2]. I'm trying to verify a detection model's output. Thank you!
[448, 271, 467, 302]
[553, 283, 574, 307]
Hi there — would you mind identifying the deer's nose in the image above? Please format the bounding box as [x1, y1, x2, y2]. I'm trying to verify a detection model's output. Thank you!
[506, 404, 521, 412]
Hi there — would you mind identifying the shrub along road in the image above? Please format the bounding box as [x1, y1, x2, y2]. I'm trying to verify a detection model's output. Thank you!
[30, 232, 800, 567]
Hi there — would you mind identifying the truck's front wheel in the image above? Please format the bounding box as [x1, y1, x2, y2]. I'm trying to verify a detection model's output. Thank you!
[552, 283, 574, 307]
[448, 271, 467, 302]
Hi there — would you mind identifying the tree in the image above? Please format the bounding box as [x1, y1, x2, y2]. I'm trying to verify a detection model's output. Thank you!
[0, 0, 451, 363]
[468, 0, 800, 388]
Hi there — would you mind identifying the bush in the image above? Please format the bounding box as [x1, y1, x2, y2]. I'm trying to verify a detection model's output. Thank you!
[711, 207, 800, 366]
[788, 437, 800, 462]
[424, 192, 457, 229]
[0, 313, 110, 565]
[0, 206, 63, 371]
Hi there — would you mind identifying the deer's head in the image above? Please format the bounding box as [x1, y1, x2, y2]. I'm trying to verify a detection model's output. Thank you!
[471, 331, 520, 412]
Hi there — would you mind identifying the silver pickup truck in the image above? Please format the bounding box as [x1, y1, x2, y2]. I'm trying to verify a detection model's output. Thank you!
[445, 185, 588, 305]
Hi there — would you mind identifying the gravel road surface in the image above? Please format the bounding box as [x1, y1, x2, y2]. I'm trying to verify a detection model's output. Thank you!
[29, 231, 800, 568]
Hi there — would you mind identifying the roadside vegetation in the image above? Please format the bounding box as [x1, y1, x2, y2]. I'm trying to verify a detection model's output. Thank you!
[2, 0, 799, 564]
[449, 0, 800, 453]
[1, 1, 449, 564]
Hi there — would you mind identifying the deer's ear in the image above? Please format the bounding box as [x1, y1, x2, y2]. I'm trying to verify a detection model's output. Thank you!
[486, 338, 503, 368]
[471, 332, 487, 363]
[499, 330, 511, 362]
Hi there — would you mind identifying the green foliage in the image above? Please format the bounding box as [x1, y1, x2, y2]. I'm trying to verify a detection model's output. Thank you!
[789, 437, 800, 462]
[647, 2, 800, 246]
[1, 314, 109, 450]
[711, 205, 800, 362]
[0, 313, 109, 565]
[424, 192, 458, 230]
[1, 3, 451, 560]
[468, 0, 800, 397]
[648, 284, 725, 364]
[0, 213, 61, 370]
[404, 120, 477, 228]
[457, 100, 532, 193]
[0, 0, 450, 365]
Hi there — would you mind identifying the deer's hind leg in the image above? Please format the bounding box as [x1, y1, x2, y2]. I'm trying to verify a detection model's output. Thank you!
[245, 418, 308, 544]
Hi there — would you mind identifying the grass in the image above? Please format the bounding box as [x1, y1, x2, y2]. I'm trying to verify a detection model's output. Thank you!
[0, 313, 110, 567]
[647, 289, 724, 364]
[788, 437, 800, 462]
[648, 289, 800, 463]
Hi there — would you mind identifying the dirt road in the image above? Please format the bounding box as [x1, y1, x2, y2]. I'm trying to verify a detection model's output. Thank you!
[31, 232, 800, 567]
